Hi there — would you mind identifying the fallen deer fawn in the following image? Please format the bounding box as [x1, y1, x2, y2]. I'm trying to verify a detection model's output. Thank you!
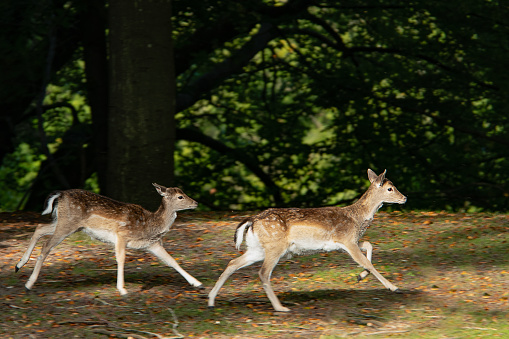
[16, 183, 203, 295]
[208, 169, 407, 312]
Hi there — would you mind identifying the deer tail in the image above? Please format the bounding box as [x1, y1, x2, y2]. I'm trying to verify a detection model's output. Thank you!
[234, 219, 253, 251]
[41, 191, 61, 216]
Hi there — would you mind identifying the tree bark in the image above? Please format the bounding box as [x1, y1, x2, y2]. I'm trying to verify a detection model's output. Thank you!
[108, 0, 175, 210]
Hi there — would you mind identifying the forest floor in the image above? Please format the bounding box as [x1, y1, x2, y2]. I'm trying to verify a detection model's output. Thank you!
[0, 210, 508, 338]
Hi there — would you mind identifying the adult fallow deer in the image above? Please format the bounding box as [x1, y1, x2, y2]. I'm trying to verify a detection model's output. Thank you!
[208, 169, 407, 312]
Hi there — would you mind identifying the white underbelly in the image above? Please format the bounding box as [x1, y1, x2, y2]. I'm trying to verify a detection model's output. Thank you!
[288, 238, 347, 255]
[287, 225, 347, 255]
[83, 227, 117, 244]
[82, 215, 121, 244]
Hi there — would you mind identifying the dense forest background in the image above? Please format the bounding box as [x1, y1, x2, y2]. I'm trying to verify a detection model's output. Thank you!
[1, 0, 508, 212]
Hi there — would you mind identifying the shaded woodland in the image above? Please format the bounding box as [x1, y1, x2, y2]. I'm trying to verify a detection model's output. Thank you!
[1, 0, 508, 212]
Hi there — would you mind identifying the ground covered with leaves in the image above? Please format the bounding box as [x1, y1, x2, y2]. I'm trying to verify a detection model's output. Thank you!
[1, 210, 508, 338]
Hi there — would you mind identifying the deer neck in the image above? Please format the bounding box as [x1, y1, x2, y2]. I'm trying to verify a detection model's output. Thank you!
[151, 201, 177, 232]
[351, 188, 383, 223]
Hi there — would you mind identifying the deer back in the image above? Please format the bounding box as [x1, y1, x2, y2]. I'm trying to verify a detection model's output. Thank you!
[56, 190, 148, 225]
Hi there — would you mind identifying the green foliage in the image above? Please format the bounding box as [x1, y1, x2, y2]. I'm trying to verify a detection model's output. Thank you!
[0, 59, 92, 211]
[1, 0, 508, 211]
[173, 0, 509, 211]
[0, 143, 43, 211]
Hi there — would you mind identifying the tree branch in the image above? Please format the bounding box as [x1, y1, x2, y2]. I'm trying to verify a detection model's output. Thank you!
[381, 97, 509, 146]
[282, 28, 339, 50]
[175, 0, 319, 113]
[305, 12, 348, 51]
[176, 23, 277, 113]
[176, 128, 283, 206]
[174, 0, 316, 76]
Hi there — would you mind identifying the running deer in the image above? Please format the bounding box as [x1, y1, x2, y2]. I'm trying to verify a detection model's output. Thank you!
[208, 169, 407, 312]
[16, 184, 203, 295]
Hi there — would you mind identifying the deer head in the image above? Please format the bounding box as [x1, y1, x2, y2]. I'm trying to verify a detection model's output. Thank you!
[367, 169, 407, 205]
[152, 183, 198, 211]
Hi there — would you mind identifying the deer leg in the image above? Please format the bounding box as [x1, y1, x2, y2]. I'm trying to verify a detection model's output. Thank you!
[24, 225, 77, 291]
[147, 242, 202, 288]
[16, 223, 56, 272]
[357, 241, 373, 282]
[344, 243, 399, 292]
[115, 236, 128, 295]
[259, 249, 289, 312]
[208, 247, 265, 308]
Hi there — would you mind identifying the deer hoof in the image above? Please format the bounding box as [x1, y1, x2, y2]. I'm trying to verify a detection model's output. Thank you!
[357, 269, 369, 282]
[15, 266, 20, 273]
[274, 306, 291, 312]
[393, 288, 403, 294]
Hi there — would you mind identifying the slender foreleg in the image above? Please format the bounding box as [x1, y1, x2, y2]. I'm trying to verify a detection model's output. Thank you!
[345, 243, 399, 292]
[147, 242, 202, 288]
[357, 241, 373, 282]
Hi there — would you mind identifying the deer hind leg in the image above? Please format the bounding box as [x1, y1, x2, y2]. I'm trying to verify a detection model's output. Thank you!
[357, 241, 373, 282]
[259, 248, 289, 312]
[147, 242, 202, 288]
[16, 224, 56, 273]
[344, 243, 399, 292]
[208, 246, 265, 308]
[24, 223, 78, 291]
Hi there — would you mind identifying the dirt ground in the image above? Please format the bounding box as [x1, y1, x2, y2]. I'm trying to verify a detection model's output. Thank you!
[1, 210, 508, 338]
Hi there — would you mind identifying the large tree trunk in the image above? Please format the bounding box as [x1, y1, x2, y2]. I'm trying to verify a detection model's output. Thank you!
[108, 0, 175, 210]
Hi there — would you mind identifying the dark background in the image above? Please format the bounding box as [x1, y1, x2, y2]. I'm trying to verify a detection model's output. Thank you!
[1, 0, 508, 212]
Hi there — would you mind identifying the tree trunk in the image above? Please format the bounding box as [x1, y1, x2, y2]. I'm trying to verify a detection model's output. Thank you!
[108, 0, 175, 211]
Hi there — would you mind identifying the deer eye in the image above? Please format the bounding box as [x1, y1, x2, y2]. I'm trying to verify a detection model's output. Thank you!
[387, 187, 393, 192]
[178, 196, 184, 200]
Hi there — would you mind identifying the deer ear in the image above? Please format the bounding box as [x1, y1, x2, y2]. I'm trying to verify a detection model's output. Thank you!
[367, 169, 378, 183]
[152, 183, 166, 196]
[375, 169, 387, 187]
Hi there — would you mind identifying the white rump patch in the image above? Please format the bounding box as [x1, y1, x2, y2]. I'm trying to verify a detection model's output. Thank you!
[241, 228, 265, 265]
[244, 227, 263, 251]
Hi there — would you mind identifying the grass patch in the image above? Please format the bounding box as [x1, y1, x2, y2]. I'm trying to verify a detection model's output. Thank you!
[1, 211, 508, 337]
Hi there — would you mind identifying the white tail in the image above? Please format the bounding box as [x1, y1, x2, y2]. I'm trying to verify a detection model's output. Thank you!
[208, 169, 407, 312]
[234, 220, 252, 250]
[41, 192, 60, 215]
[16, 183, 203, 295]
